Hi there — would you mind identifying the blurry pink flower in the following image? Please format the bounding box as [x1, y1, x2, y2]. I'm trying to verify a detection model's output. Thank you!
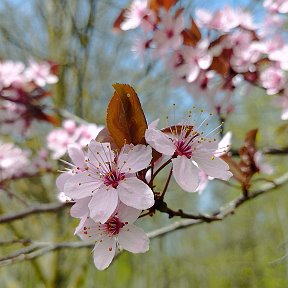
[269, 45, 288, 70]
[260, 66, 285, 95]
[64, 141, 154, 223]
[76, 123, 104, 147]
[176, 41, 212, 83]
[0, 141, 30, 181]
[0, 61, 25, 88]
[77, 203, 149, 270]
[47, 120, 102, 159]
[145, 113, 232, 193]
[121, 0, 155, 32]
[264, 0, 288, 13]
[153, 14, 185, 57]
[254, 151, 274, 174]
[25, 60, 58, 87]
[196, 7, 239, 32]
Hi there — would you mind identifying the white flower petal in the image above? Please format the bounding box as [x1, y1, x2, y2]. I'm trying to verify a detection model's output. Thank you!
[172, 156, 200, 192]
[67, 144, 85, 169]
[117, 202, 142, 224]
[93, 237, 116, 270]
[118, 224, 149, 253]
[193, 151, 233, 180]
[145, 128, 175, 156]
[56, 172, 72, 192]
[64, 172, 102, 199]
[88, 187, 118, 223]
[118, 178, 154, 210]
[70, 197, 91, 218]
[118, 145, 152, 173]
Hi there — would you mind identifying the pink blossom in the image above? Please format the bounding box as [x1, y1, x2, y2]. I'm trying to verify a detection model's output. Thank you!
[254, 151, 274, 175]
[0, 141, 30, 182]
[196, 7, 239, 32]
[121, 0, 155, 32]
[260, 66, 285, 95]
[77, 203, 149, 270]
[196, 131, 232, 193]
[0, 61, 25, 88]
[47, 120, 103, 159]
[269, 45, 288, 70]
[145, 112, 232, 193]
[153, 14, 185, 57]
[175, 41, 212, 83]
[264, 0, 288, 13]
[64, 140, 154, 223]
[24, 60, 58, 87]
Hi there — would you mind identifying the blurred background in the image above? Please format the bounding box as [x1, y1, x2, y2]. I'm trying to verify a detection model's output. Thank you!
[1, 0, 288, 287]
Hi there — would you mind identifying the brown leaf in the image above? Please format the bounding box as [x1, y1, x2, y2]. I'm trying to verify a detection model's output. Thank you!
[210, 55, 230, 76]
[113, 9, 127, 32]
[149, 0, 178, 12]
[182, 18, 201, 47]
[107, 84, 148, 148]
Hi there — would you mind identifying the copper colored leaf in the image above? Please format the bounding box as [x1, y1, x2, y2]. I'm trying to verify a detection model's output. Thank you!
[107, 84, 148, 148]
[149, 0, 178, 12]
[182, 18, 202, 47]
[113, 8, 127, 32]
[210, 55, 230, 76]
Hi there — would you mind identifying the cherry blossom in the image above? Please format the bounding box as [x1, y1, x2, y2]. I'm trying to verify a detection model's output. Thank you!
[153, 14, 185, 57]
[196, 7, 239, 32]
[77, 203, 149, 270]
[260, 66, 285, 95]
[145, 112, 232, 192]
[264, 0, 288, 13]
[0, 61, 25, 88]
[0, 141, 30, 182]
[121, 0, 155, 32]
[174, 41, 212, 83]
[64, 140, 154, 223]
[24, 60, 58, 87]
[47, 120, 103, 159]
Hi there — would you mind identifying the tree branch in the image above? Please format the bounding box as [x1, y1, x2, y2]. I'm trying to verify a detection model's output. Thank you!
[0, 202, 70, 224]
[1, 172, 288, 267]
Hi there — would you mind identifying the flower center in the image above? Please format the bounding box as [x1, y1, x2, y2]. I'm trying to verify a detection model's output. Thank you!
[104, 216, 125, 236]
[175, 140, 192, 158]
[103, 169, 125, 188]
[166, 29, 174, 39]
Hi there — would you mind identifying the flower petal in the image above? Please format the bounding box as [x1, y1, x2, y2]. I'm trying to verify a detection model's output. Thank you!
[67, 144, 85, 169]
[193, 151, 233, 180]
[118, 178, 154, 210]
[117, 202, 142, 224]
[118, 224, 149, 253]
[88, 187, 118, 223]
[64, 172, 102, 199]
[70, 197, 91, 218]
[172, 156, 200, 192]
[145, 128, 175, 156]
[56, 172, 72, 192]
[118, 145, 152, 173]
[93, 237, 116, 270]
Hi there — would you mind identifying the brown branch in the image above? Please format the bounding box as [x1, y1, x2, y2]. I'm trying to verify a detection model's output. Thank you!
[0, 202, 71, 224]
[1, 172, 288, 267]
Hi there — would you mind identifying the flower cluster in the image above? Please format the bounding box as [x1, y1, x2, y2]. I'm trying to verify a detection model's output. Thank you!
[0, 60, 59, 134]
[115, 0, 288, 119]
[47, 119, 104, 159]
[57, 102, 234, 270]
